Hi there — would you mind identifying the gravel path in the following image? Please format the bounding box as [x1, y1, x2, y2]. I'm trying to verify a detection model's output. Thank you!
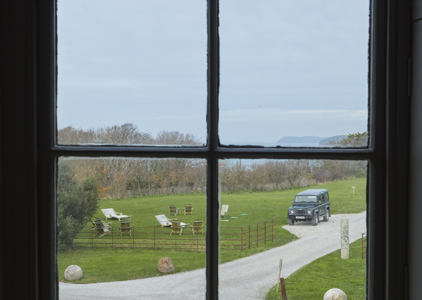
[59, 212, 366, 300]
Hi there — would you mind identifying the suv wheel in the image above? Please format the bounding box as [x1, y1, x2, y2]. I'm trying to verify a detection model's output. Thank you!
[288, 219, 295, 225]
[323, 212, 329, 222]
[312, 213, 319, 226]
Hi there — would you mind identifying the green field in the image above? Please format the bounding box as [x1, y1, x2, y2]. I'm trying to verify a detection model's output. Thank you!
[265, 237, 366, 300]
[58, 177, 366, 283]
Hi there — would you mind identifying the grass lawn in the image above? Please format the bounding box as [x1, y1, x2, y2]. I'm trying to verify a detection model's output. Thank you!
[58, 249, 206, 283]
[265, 237, 366, 300]
[58, 177, 366, 283]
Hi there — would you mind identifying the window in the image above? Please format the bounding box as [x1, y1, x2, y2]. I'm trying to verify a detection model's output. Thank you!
[0, 0, 412, 299]
[51, 0, 402, 298]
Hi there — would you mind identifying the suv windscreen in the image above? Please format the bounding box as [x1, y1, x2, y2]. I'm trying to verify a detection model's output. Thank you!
[294, 195, 317, 203]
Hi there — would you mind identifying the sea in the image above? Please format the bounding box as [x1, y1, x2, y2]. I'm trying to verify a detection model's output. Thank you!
[221, 141, 322, 147]
[219, 141, 326, 167]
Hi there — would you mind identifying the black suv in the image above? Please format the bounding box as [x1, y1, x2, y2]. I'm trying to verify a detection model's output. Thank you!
[287, 189, 330, 226]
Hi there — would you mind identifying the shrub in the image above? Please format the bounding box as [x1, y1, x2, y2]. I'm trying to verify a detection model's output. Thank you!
[58, 162, 99, 250]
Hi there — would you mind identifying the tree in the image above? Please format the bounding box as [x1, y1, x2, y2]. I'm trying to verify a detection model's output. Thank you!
[57, 126, 97, 144]
[57, 162, 99, 250]
[155, 131, 202, 145]
[98, 123, 153, 144]
[338, 132, 368, 147]
[284, 160, 311, 187]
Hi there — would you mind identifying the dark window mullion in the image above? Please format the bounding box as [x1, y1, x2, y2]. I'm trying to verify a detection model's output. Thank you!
[51, 146, 209, 158]
[368, 0, 387, 299]
[216, 148, 373, 160]
[51, 146, 373, 160]
[207, 0, 220, 298]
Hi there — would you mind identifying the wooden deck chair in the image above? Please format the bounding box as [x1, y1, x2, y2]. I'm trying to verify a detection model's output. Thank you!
[101, 208, 131, 221]
[184, 204, 193, 215]
[221, 205, 229, 218]
[93, 217, 111, 237]
[170, 220, 183, 235]
[155, 214, 189, 228]
[89, 218, 96, 231]
[191, 219, 203, 235]
[169, 205, 179, 216]
[95, 217, 111, 228]
[119, 220, 133, 236]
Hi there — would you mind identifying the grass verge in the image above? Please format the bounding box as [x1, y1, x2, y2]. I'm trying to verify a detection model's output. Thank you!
[265, 237, 366, 300]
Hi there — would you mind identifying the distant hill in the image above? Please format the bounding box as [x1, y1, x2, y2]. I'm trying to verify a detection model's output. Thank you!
[319, 135, 347, 145]
[277, 136, 326, 144]
[276, 135, 348, 146]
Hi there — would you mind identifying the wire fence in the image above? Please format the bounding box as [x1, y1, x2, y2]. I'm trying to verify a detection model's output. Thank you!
[73, 220, 273, 252]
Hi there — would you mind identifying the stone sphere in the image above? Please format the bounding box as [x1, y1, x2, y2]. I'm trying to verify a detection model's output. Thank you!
[324, 288, 347, 300]
[64, 265, 83, 281]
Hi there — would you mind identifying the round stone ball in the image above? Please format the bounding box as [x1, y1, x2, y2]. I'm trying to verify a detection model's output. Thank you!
[324, 288, 347, 300]
[64, 265, 83, 281]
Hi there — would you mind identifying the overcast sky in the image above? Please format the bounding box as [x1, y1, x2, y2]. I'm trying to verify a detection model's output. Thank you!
[57, 0, 369, 145]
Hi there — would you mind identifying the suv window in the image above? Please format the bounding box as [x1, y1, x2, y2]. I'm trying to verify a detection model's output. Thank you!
[294, 195, 317, 203]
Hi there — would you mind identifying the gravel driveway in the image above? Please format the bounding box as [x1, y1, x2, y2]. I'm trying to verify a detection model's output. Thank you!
[59, 212, 366, 300]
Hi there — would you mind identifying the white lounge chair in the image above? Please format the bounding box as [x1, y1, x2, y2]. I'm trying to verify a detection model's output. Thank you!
[101, 208, 131, 221]
[221, 205, 229, 218]
[155, 214, 188, 228]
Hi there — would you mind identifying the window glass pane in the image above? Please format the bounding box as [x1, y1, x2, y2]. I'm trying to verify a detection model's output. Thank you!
[57, 1, 206, 146]
[219, 1, 369, 147]
[57, 157, 206, 298]
[219, 159, 367, 299]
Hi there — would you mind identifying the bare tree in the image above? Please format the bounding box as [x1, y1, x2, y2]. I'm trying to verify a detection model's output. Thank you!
[155, 131, 202, 145]
[98, 123, 153, 144]
[57, 126, 96, 144]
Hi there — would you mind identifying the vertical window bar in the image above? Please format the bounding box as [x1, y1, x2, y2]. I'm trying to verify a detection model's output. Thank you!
[38, 0, 58, 298]
[207, 0, 220, 150]
[368, 0, 387, 298]
[207, 0, 220, 298]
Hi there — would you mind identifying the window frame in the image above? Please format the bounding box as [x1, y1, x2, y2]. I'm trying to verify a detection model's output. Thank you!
[30, 0, 411, 299]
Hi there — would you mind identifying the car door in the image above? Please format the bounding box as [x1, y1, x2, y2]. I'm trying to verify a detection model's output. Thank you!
[319, 194, 326, 216]
[322, 192, 328, 215]
[318, 195, 324, 216]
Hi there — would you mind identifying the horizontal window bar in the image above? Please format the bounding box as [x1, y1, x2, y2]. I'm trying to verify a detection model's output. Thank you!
[216, 148, 373, 160]
[51, 146, 374, 160]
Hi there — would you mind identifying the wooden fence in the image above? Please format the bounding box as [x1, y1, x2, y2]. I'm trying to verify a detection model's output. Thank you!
[73, 220, 273, 252]
[219, 220, 274, 251]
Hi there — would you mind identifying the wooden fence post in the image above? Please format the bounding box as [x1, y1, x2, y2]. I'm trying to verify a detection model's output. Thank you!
[280, 277, 287, 300]
[272, 219, 274, 242]
[276, 259, 283, 292]
[362, 232, 366, 260]
[249, 225, 251, 249]
[241, 227, 243, 251]
[264, 221, 267, 244]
